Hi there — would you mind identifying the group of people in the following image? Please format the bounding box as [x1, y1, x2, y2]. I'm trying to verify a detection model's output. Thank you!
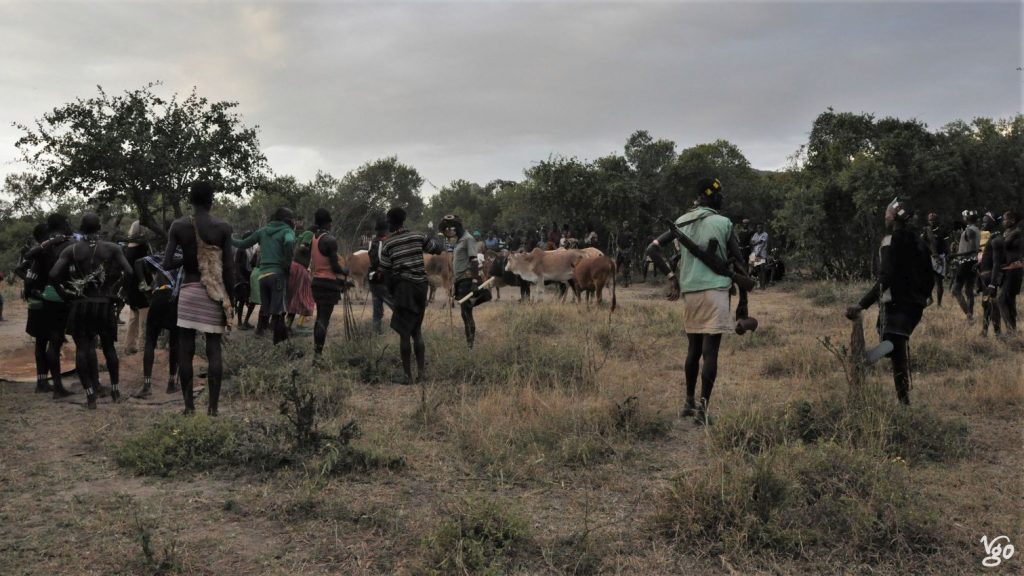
[10, 175, 1020, 423]
[928, 210, 1022, 336]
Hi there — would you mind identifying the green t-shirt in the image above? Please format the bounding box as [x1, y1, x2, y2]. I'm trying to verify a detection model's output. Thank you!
[675, 207, 734, 294]
[452, 232, 478, 278]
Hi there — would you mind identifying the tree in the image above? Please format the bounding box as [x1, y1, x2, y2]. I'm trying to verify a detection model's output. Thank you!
[669, 140, 766, 222]
[425, 179, 500, 233]
[13, 82, 269, 238]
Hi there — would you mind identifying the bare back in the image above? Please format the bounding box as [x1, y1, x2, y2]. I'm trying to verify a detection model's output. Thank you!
[164, 211, 234, 289]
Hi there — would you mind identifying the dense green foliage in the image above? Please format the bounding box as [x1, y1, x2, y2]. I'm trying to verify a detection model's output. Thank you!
[3, 82, 1020, 277]
[13, 82, 269, 239]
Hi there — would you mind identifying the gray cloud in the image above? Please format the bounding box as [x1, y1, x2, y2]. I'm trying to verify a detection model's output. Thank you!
[1, 1, 1019, 194]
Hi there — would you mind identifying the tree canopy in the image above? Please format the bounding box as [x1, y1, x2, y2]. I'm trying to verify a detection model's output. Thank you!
[4, 83, 1021, 278]
[13, 82, 269, 238]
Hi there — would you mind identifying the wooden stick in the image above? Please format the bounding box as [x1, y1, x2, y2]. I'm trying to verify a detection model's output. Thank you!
[457, 277, 496, 304]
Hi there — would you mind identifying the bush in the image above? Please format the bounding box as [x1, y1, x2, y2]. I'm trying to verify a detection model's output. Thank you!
[652, 442, 941, 561]
[449, 389, 672, 478]
[116, 414, 241, 476]
[423, 498, 531, 575]
[712, 394, 969, 463]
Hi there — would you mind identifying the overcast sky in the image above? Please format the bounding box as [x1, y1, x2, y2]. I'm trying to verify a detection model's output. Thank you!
[1, 0, 1020, 195]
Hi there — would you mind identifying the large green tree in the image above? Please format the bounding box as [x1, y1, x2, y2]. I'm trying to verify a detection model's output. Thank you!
[13, 82, 269, 238]
[424, 179, 501, 234]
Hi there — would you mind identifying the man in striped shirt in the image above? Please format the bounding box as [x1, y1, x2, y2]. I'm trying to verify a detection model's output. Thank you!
[379, 207, 442, 384]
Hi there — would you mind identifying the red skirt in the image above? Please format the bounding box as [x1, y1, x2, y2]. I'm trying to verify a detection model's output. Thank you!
[287, 262, 315, 316]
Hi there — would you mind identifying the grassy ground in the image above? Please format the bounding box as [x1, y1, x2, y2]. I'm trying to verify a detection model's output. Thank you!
[0, 279, 1021, 575]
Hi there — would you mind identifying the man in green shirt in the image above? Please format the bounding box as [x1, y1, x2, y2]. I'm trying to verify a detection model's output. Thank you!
[232, 208, 295, 343]
[444, 214, 485, 348]
[649, 177, 747, 425]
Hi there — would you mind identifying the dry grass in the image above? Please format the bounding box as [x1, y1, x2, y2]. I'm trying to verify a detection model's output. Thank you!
[0, 282, 1021, 575]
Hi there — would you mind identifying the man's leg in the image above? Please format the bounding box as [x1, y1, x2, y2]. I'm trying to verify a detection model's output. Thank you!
[461, 301, 475, 348]
[125, 308, 140, 354]
[205, 334, 223, 416]
[167, 326, 180, 393]
[887, 334, 911, 405]
[73, 333, 98, 409]
[178, 328, 197, 414]
[997, 271, 1021, 333]
[399, 334, 413, 383]
[698, 334, 723, 417]
[244, 303, 256, 327]
[34, 338, 52, 393]
[456, 280, 475, 348]
[413, 325, 426, 378]
[952, 267, 972, 318]
[933, 272, 944, 307]
[272, 274, 289, 344]
[46, 332, 73, 398]
[682, 334, 704, 416]
[98, 333, 121, 402]
[256, 276, 272, 336]
[314, 302, 335, 355]
[138, 308, 163, 397]
[372, 293, 384, 335]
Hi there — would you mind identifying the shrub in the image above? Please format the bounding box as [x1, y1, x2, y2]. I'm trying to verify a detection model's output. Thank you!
[712, 394, 969, 463]
[115, 414, 241, 476]
[799, 281, 867, 307]
[450, 389, 671, 478]
[652, 442, 941, 561]
[423, 497, 531, 575]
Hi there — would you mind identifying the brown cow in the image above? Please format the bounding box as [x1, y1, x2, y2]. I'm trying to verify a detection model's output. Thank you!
[572, 255, 617, 311]
[505, 248, 585, 302]
[338, 250, 370, 298]
[424, 251, 453, 306]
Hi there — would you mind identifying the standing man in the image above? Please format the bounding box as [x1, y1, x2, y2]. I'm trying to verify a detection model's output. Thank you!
[164, 181, 234, 416]
[845, 199, 933, 405]
[977, 214, 1003, 337]
[367, 217, 390, 335]
[133, 250, 182, 398]
[307, 208, 349, 356]
[22, 215, 78, 398]
[50, 213, 135, 409]
[648, 178, 748, 425]
[233, 236, 256, 330]
[232, 208, 295, 344]
[736, 218, 754, 264]
[951, 210, 980, 320]
[996, 211, 1021, 333]
[923, 212, 948, 307]
[443, 215, 481, 349]
[122, 220, 150, 355]
[750, 224, 769, 290]
[379, 207, 442, 384]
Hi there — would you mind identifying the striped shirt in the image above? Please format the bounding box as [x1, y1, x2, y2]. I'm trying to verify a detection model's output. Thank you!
[380, 230, 428, 284]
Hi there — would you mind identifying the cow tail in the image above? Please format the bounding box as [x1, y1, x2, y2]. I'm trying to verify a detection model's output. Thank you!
[610, 260, 617, 314]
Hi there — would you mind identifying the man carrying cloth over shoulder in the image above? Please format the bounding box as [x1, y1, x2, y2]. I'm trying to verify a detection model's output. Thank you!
[232, 207, 295, 344]
[164, 181, 235, 416]
[646, 177, 750, 426]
